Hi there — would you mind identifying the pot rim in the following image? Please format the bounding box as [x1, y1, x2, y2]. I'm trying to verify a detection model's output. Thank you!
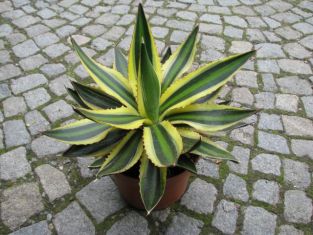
[115, 168, 191, 183]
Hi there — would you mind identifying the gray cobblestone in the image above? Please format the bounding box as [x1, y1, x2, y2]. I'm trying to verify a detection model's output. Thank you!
[284, 190, 312, 223]
[223, 173, 249, 202]
[251, 153, 281, 176]
[242, 206, 277, 235]
[283, 159, 311, 189]
[35, 164, 71, 201]
[3, 120, 31, 148]
[24, 88, 51, 109]
[3, 96, 27, 117]
[166, 213, 204, 235]
[9, 221, 51, 235]
[181, 179, 217, 214]
[53, 202, 95, 235]
[25, 110, 50, 135]
[258, 131, 289, 154]
[212, 200, 238, 234]
[0, 147, 31, 180]
[31, 136, 69, 157]
[12, 40, 39, 58]
[0, 64, 21, 81]
[252, 180, 280, 205]
[11, 74, 48, 95]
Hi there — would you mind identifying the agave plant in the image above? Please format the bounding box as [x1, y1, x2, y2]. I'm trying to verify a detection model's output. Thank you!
[46, 4, 255, 213]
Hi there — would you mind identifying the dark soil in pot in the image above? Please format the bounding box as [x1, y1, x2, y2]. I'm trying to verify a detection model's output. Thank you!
[111, 160, 193, 211]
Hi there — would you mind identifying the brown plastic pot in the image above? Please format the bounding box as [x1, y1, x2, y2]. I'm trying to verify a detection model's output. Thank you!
[111, 169, 191, 210]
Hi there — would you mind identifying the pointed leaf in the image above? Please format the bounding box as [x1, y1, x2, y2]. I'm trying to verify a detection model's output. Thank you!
[114, 47, 128, 78]
[160, 51, 255, 115]
[139, 155, 166, 214]
[192, 138, 237, 162]
[67, 88, 89, 108]
[72, 81, 122, 109]
[176, 156, 197, 174]
[63, 129, 127, 157]
[166, 104, 256, 132]
[144, 121, 183, 167]
[195, 86, 222, 104]
[77, 107, 145, 130]
[128, 4, 162, 97]
[71, 37, 137, 110]
[161, 47, 172, 64]
[89, 156, 106, 168]
[45, 119, 111, 145]
[162, 26, 198, 92]
[178, 128, 201, 153]
[97, 130, 143, 176]
[137, 44, 160, 123]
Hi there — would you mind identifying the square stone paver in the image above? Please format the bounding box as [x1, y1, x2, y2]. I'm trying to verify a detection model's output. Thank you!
[1, 183, 44, 229]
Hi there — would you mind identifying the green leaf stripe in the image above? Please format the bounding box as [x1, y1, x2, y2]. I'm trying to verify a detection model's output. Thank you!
[176, 156, 197, 174]
[139, 155, 166, 214]
[161, 47, 172, 64]
[137, 44, 160, 123]
[67, 88, 89, 108]
[167, 107, 255, 130]
[114, 47, 128, 78]
[192, 138, 237, 162]
[71, 38, 137, 109]
[162, 26, 198, 92]
[72, 81, 121, 109]
[97, 130, 143, 177]
[76, 107, 145, 129]
[63, 129, 127, 157]
[144, 121, 182, 167]
[160, 51, 255, 114]
[45, 119, 111, 145]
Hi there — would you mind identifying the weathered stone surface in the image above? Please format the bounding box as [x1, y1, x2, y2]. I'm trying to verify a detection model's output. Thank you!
[106, 211, 149, 235]
[291, 139, 313, 160]
[235, 70, 258, 88]
[283, 42, 311, 59]
[49, 75, 73, 96]
[35, 164, 71, 201]
[43, 100, 74, 122]
[282, 115, 313, 137]
[11, 74, 48, 95]
[0, 147, 30, 180]
[9, 220, 51, 235]
[251, 153, 281, 176]
[277, 76, 312, 95]
[278, 225, 304, 235]
[276, 94, 299, 112]
[24, 88, 51, 109]
[283, 159, 311, 189]
[257, 60, 280, 73]
[261, 73, 277, 92]
[196, 158, 219, 178]
[3, 120, 31, 147]
[1, 183, 44, 229]
[230, 125, 254, 146]
[302, 96, 313, 118]
[228, 146, 250, 175]
[166, 213, 204, 235]
[12, 40, 39, 58]
[0, 64, 21, 81]
[252, 180, 280, 205]
[53, 202, 95, 235]
[40, 63, 66, 77]
[43, 43, 70, 58]
[77, 157, 97, 178]
[258, 113, 283, 130]
[258, 131, 289, 154]
[76, 177, 125, 223]
[212, 200, 238, 234]
[284, 190, 312, 223]
[0, 83, 11, 100]
[19, 54, 48, 71]
[34, 32, 59, 48]
[256, 43, 285, 58]
[223, 174, 249, 202]
[25, 110, 50, 135]
[255, 92, 275, 109]
[242, 206, 277, 235]
[232, 87, 254, 105]
[278, 59, 312, 74]
[31, 136, 69, 157]
[3, 96, 27, 117]
[181, 179, 217, 214]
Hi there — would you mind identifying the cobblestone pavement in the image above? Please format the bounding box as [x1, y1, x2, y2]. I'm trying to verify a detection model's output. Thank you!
[0, 0, 313, 234]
